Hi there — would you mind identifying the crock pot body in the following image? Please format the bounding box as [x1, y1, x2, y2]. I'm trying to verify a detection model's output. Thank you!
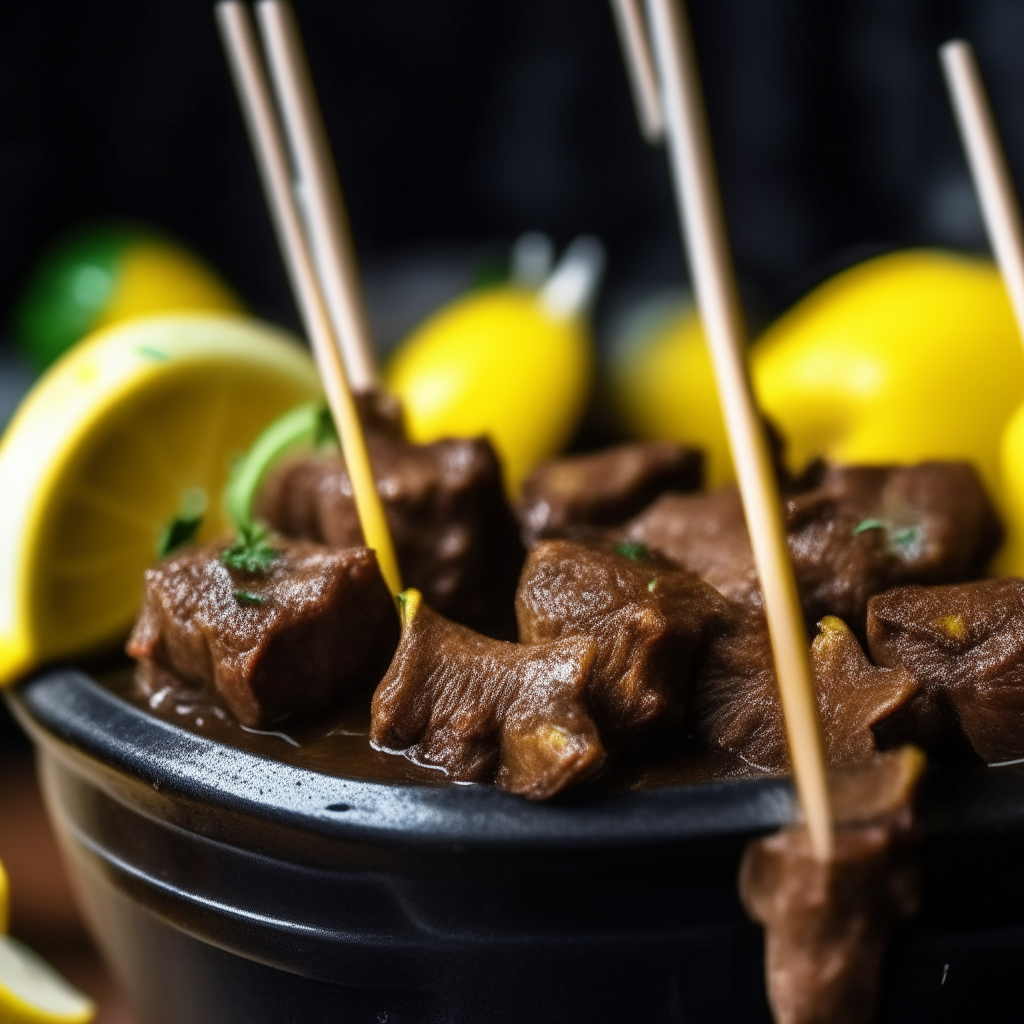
[9, 668, 1024, 1024]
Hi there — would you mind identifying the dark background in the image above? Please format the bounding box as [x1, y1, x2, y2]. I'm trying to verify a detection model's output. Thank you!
[1, 0, 1022, 350]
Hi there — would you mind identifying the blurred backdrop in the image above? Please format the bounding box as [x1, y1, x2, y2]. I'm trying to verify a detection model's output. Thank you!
[1, 0, 1021, 353]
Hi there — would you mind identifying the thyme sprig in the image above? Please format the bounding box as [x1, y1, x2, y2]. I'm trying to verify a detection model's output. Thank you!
[221, 522, 278, 574]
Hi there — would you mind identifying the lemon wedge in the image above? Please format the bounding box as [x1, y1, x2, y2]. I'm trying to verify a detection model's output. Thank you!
[0, 312, 322, 685]
[0, 936, 95, 1024]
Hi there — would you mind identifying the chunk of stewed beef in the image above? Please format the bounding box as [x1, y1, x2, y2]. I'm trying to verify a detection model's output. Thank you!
[256, 432, 524, 637]
[127, 540, 398, 728]
[625, 462, 1001, 630]
[740, 746, 924, 1024]
[370, 589, 605, 799]
[691, 612, 920, 772]
[867, 578, 1024, 762]
[516, 539, 727, 742]
[516, 442, 702, 547]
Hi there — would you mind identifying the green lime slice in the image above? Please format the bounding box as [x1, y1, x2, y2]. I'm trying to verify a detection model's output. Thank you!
[14, 224, 149, 372]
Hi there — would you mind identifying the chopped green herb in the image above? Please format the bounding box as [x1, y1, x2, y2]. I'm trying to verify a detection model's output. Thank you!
[647, 579, 657, 592]
[890, 526, 922, 557]
[850, 517, 922, 558]
[615, 541, 650, 561]
[233, 590, 266, 607]
[851, 518, 885, 535]
[156, 487, 207, 557]
[221, 522, 278, 573]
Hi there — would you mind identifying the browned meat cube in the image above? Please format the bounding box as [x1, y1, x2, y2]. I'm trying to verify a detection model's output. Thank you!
[740, 747, 924, 1024]
[370, 589, 605, 799]
[516, 442, 702, 547]
[867, 578, 1024, 762]
[692, 612, 920, 772]
[516, 539, 727, 741]
[625, 462, 1001, 629]
[127, 539, 398, 729]
[256, 432, 524, 637]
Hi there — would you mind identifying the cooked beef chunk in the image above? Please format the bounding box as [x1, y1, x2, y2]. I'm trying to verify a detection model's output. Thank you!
[516, 442, 702, 547]
[256, 432, 524, 636]
[127, 540, 398, 729]
[516, 539, 727, 741]
[628, 487, 754, 603]
[692, 613, 920, 772]
[625, 462, 1001, 629]
[740, 746, 924, 1024]
[353, 386, 405, 439]
[371, 589, 605, 799]
[867, 578, 1024, 762]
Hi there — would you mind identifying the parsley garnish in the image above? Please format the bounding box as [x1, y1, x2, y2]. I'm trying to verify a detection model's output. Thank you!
[851, 518, 884, 535]
[890, 525, 922, 557]
[647, 579, 657, 592]
[851, 518, 922, 558]
[233, 590, 266, 607]
[616, 541, 650, 561]
[156, 487, 207, 557]
[221, 523, 278, 573]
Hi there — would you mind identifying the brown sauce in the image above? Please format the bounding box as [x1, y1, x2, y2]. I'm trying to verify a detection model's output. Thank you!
[100, 668, 773, 794]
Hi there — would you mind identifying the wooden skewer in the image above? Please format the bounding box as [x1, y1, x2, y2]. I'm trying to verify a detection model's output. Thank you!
[215, 2, 402, 597]
[643, 0, 833, 860]
[940, 41, 1024, 345]
[608, 0, 664, 144]
[255, 0, 379, 391]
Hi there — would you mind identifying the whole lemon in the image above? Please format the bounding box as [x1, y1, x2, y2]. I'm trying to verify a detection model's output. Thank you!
[997, 400, 1024, 575]
[609, 297, 733, 489]
[751, 249, 1023, 499]
[387, 287, 591, 494]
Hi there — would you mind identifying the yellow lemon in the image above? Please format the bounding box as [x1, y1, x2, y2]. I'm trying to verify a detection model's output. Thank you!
[751, 249, 1023, 498]
[997, 400, 1024, 575]
[96, 239, 241, 329]
[387, 286, 592, 494]
[16, 225, 242, 372]
[609, 299, 733, 489]
[0, 313, 321, 685]
[0, 935, 95, 1024]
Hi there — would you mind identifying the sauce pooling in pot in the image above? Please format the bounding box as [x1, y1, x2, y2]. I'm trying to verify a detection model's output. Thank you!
[101, 667, 764, 793]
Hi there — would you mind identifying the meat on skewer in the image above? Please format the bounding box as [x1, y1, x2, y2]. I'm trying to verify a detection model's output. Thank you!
[127, 538, 398, 728]
[626, 461, 1001, 630]
[692, 612, 920, 772]
[370, 589, 605, 799]
[257, 429, 524, 637]
[516, 538, 726, 741]
[740, 746, 925, 1024]
[868, 577, 1024, 762]
[516, 441, 702, 547]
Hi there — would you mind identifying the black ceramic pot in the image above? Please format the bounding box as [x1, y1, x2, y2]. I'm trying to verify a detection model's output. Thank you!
[8, 667, 1024, 1024]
